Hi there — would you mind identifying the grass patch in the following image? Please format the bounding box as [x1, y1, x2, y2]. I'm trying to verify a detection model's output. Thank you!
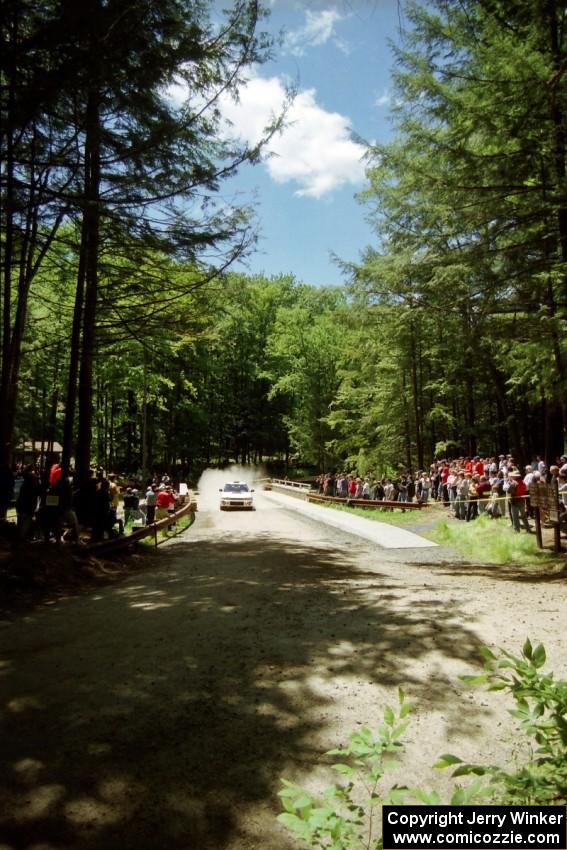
[430, 513, 554, 565]
[318, 501, 431, 527]
[318, 501, 563, 567]
[138, 511, 195, 547]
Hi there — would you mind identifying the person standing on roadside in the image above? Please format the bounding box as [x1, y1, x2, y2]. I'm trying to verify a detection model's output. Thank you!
[476, 475, 491, 514]
[156, 484, 175, 519]
[15, 467, 41, 540]
[455, 472, 469, 520]
[145, 484, 157, 524]
[107, 473, 124, 535]
[419, 471, 431, 504]
[123, 487, 143, 527]
[54, 471, 81, 543]
[91, 478, 114, 542]
[0, 463, 14, 519]
[466, 474, 479, 521]
[507, 471, 531, 533]
[348, 476, 357, 499]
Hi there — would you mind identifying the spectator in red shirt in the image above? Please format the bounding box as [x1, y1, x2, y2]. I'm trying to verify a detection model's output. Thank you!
[156, 486, 175, 519]
[508, 471, 530, 532]
[474, 457, 485, 476]
[476, 475, 491, 513]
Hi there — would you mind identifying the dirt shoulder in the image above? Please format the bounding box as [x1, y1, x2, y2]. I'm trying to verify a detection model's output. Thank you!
[0, 495, 565, 850]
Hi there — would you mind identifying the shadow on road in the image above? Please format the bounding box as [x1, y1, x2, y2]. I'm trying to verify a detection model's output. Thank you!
[0, 533, 489, 850]
[410, 560, 567, 583]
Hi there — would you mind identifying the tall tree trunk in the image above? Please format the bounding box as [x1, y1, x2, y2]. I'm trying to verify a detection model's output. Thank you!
[465, 374, 476, 457]
[0, 122, 63, 465]
[0, 7, 18, 466]
[0, 98, 15, 465]
[544, 398, 564, 465]
[409, 328, 423, 470]
[61, 222, 88, 472]
[401, 370, 413, 470]
[109, 395, 116, 471]
[103, 387, 109, 470]
[141, 352, 149, 480]
[126, 391, 136, 470]
[47, 342, 62, 450]
[546, 0, 567, 440]
[75, 87, 101, 484]
[146, 401, 154, 475]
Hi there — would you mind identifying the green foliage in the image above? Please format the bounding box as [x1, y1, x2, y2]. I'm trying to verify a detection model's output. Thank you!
[139, 509, 195, 547]
[431, 514, 553, 565]
[267, 288, 346, 470]
[278, 689, 412, 850]
[455, 641, 567, 804]
[318, 505, 555, 567]
[348, 0, 567, 464]
[278, 642, 567, 849]
[1, 0, 283, 469]
[5, 0, 567, 474]
[321, 502, 424, 528]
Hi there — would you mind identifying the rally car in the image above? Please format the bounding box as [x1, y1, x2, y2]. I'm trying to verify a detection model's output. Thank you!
[219, 481, 255, 510]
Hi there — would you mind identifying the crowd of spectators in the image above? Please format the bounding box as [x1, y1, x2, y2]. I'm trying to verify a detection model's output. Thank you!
[316, 453, 567, 534]
[2, 450, 566, 544]
[0, 462, 184, 545]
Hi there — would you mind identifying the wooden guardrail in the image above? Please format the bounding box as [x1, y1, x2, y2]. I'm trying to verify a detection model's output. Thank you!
[267, 478, 312, 499]
[270, 478, 311, 491]
[268, 480, 425, 510]
[308, 493, 425, 510]
[80, 499, 197, 556]
[529, 480, 563, 553]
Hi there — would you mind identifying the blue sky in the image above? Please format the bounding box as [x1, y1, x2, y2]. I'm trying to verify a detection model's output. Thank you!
[218, 0, 408, 286]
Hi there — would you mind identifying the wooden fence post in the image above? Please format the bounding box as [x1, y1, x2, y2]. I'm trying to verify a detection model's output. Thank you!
[534, 506, 543, 549]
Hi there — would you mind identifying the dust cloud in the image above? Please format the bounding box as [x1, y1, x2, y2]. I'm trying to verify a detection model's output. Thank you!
[196, 465, 268, 510]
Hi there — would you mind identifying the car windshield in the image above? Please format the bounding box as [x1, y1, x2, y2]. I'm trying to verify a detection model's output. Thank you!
[223, 483, 249, 493]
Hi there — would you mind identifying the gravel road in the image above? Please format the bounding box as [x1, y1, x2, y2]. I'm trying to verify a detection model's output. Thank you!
[0, 488, 565, 850]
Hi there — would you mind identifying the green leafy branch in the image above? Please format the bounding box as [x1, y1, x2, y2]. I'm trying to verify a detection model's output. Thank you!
[278, 689, 411, 850]
[278, 642, 567, 850]
[440, 639, 567, 804]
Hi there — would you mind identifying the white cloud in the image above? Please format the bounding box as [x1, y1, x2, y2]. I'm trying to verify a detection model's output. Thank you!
[375, 88, 391, 108]
[219, 73, 367, 199]
[285, 9, 345, 56]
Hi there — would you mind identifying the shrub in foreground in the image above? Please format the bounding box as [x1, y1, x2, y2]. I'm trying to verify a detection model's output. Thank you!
[278, 640, 567, 849]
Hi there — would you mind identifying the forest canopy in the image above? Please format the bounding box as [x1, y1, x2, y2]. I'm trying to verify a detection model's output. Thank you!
[1, 0, 566, 479]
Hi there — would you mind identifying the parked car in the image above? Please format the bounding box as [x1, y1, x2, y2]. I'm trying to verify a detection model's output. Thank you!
[219, 482, 254, 510]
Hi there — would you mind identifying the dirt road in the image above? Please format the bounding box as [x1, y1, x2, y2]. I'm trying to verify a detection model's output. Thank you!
[1, 491, 565, 850]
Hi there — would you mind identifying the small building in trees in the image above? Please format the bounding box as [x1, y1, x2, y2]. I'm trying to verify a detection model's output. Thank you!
[16, 441, 63, 469]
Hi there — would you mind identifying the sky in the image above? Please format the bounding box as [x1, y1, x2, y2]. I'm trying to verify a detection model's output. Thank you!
[214, 0, 409, 287]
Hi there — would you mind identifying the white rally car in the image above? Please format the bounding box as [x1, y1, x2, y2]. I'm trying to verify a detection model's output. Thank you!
[219, 481, 255, 510]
